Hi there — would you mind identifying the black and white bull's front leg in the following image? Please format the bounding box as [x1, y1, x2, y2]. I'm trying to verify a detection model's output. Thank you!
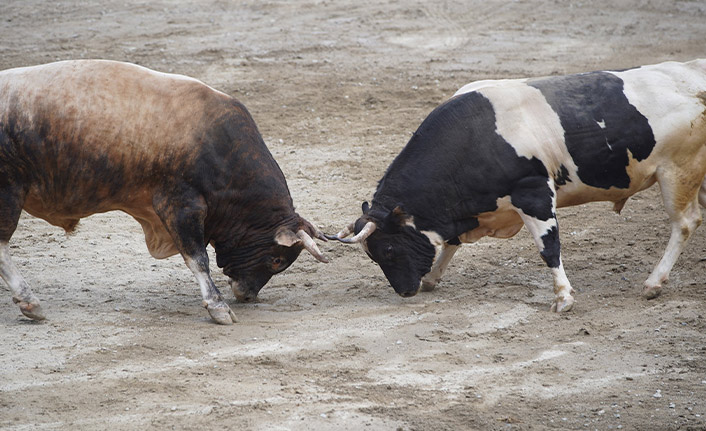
[513, 177, 575, 312]
[420, 242, 460, 292]
[153, 188, 237, 325]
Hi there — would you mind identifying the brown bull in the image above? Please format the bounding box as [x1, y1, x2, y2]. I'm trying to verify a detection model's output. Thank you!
[0, 60, 327, 325]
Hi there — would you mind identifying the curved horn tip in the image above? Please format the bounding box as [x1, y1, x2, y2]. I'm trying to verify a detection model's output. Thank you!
[296, 230, 329, 263]
[349, 221, 377, 242]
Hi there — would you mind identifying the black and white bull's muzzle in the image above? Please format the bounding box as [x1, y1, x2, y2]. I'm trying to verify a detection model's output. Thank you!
[327, 204, 436, 298]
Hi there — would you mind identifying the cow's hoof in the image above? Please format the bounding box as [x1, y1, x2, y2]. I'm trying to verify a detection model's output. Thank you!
[550, 295, 575, 313]
[203, 300, 237, 325]
[420, 280, 437, 292]
[642, 285, 662, 300]
[13, 298, 46, 321]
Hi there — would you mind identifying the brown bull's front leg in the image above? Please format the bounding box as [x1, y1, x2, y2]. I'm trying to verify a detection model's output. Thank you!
[153, 189, 236, 325]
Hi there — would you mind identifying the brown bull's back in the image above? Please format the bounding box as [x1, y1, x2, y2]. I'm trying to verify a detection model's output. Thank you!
[0, 60, 239, 228]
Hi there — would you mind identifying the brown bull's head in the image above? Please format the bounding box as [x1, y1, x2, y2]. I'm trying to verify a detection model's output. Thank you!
[217, 217, 328, 302]
[327, 202, 435, 297]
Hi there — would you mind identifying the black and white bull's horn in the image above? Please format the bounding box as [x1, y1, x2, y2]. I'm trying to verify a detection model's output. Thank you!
[296, 229, 329, 263]
[325, 222, 355, 241]
[325, 221, 376, 243]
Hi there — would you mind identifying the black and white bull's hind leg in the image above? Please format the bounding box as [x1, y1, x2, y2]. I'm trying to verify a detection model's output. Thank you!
[0, 189, 45, 320]
[513, 179, 575, 312]
[153, 189, 237, 325]
[420, 242, 461, 291]
[642, 172, 705, 299]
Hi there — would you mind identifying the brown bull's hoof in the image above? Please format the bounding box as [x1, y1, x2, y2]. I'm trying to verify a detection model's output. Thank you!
[203, 300, 237, 325]
[13, 298, 46, 321]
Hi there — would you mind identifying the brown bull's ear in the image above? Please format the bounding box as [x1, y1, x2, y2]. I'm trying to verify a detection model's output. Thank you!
[298, 217, 327, 241]
[275, 227, 301, 247]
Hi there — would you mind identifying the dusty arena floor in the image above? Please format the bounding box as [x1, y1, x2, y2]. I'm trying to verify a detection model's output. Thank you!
[1, 1, 705, 430]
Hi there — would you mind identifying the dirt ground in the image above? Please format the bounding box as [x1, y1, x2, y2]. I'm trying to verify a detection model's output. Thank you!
[1, 1, 705, 430]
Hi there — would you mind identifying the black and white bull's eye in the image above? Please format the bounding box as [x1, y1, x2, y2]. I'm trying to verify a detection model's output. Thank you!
[383, 244, 394, 261]
[369, 243, 395, 263]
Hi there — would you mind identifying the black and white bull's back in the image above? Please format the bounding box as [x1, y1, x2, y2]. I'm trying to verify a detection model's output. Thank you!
[329, 59, 706, 312]
[0, 60, 328, 325]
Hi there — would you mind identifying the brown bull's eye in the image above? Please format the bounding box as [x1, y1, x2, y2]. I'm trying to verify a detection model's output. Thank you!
[272, 257, 283, 266]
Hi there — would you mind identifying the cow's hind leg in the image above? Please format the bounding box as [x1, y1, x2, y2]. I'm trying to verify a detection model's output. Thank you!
[512, 179, 574, 312]
[643, 171, 703, 299]
[421, 242, 460, 291]
[0, 188, 44, 320]
[153, 189, 236, 325]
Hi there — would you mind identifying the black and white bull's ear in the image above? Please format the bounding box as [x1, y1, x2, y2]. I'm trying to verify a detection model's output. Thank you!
[362, 201, 370, 214]
[387, 205, 411, 227]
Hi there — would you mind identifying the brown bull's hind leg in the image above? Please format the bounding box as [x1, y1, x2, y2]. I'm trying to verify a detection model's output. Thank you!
[643, 169, 704, 299]
[0, 188, 45, 320]
[0, 241, 45, 320]
[153, 189, 236, 325]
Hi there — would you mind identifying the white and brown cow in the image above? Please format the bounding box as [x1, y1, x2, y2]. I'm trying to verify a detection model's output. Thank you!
[0, 60, 328, 325]
[329, 59, 706, 312]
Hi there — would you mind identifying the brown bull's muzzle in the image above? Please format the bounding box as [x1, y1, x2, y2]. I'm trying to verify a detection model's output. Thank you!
[229, 279, 258, 302]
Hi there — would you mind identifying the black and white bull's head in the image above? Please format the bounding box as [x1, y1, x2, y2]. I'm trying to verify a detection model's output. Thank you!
[216, 218, 328, 302]
[327, 202, 435, 297]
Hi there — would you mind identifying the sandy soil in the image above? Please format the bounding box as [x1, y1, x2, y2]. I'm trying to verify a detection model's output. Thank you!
[1, 1, 705, 430]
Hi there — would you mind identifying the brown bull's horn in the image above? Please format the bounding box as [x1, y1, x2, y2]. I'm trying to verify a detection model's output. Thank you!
[329, 221, 376, 244]
[296, 230, 329, 263]
[313, 227, 328, 242]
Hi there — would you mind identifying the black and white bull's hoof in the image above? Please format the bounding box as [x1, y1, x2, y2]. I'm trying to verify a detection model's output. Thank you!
[420, 279, 437, 292]
[550, 294, 575, 313]
[642, 284, 662, 300]
[202, 299, 237, 325]
[12, 296, 46, 321]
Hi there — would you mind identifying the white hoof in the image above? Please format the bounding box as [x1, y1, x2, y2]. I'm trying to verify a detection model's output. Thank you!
[13, 296, 46, 321]
[420, 279, 437, 292]
[203, 300, 237, 325]
[550, 294, 575, 313]
[642, 285, 662, 300]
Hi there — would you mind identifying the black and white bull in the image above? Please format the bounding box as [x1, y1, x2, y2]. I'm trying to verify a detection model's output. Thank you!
[0, 60, 328, 325]
[329, 59, 706, 312]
